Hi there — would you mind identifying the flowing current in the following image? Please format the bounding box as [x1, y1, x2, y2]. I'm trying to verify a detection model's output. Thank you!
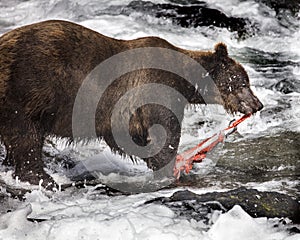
[0, 0, 299, 239]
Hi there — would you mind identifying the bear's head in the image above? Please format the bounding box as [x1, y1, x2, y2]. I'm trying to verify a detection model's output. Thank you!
[205, 43, 263, 114]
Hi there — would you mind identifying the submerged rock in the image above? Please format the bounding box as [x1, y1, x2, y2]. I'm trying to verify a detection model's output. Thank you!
[256, 0, 300, 16]
[273, 79, 298, 94]
[145, 187, 300, 223]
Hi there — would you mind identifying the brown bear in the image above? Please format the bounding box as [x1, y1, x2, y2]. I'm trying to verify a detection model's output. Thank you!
[0, 20, 263, 188]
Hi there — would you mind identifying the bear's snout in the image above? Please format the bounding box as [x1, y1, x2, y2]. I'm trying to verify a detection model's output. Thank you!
[237, 88, 263, 114]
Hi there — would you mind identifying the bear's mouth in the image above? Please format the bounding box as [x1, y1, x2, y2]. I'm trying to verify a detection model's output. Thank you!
[224, 88, 263, 114]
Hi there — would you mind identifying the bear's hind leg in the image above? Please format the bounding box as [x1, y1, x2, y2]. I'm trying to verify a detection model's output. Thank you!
[5, 118, 56, 189]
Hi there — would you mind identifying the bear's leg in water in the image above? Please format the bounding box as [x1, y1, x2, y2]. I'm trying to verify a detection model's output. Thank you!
[140, 105, 182, 172]
[3, 114, 54, 186]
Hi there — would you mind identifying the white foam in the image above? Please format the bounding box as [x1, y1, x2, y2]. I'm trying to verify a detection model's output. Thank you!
[206, 205, 290, 240]
[0, 190, 297, 240]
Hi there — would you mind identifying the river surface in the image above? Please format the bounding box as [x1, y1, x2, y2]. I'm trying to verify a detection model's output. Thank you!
[0, 1, 299, 239]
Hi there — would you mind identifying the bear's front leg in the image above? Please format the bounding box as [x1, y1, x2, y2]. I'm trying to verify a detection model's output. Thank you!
[135, 105, 182, 173]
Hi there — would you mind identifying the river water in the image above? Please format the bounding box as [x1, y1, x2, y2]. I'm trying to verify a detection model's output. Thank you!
[0, 0, 299, 239]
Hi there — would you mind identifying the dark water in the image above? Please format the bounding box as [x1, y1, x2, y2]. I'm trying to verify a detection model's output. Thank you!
[178, 132, 300, 198]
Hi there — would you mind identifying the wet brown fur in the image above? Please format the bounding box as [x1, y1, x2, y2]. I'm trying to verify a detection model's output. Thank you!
[0, 20, 263, 187]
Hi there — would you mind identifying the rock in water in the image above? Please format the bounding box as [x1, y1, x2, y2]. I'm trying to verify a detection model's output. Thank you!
[145, 187, 300, 223]
[121, 1, 253, 38]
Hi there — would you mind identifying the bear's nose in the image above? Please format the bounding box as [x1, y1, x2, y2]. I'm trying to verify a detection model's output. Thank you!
[249, 90, 263, 113]
[255, 100, 264, 112]
[249, 95, 263, 113]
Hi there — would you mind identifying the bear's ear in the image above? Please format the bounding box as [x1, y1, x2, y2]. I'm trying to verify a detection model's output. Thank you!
[214, 43, 228, 59]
